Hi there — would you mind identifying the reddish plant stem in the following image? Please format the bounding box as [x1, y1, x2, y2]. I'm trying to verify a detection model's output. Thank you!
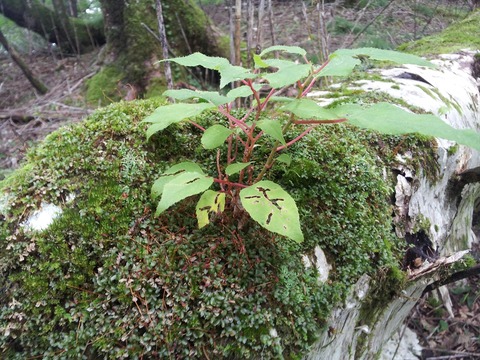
[214, 178, 248, 188]
[260, 88, 276, 111]
[216, 149, 225, 191]
[188, 120, 206, 131]
[217, 106, 249, 133]
[276, 126, 315, 151]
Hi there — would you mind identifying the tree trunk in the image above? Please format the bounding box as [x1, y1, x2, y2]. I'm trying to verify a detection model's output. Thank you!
[0, 29, 48, 94]
[155, 0, 173, 90]
[97, 0, 225, 97]
[0, 0, 105, 53]
[306, 51, 480, 360]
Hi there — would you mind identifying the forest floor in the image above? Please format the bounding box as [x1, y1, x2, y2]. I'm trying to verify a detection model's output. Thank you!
[0, 1, 479, 358]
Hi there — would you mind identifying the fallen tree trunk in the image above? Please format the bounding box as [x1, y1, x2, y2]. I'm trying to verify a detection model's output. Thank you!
[306, 50, 480, 359]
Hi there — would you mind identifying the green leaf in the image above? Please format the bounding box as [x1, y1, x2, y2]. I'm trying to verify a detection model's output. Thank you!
[345, 48, 434, 67]
[276, 153, 292, 166]
[281, 98, 341, 120]
[317, 48, 433, 78]
[195, 190, 226, 228]
[155, 172, 213, 216]
[227, 84, 263, 98]
[151, 162, 205, 199]
[260, 45, 307, 57]
[240, 180, 303, 243]
[143, 103, 215, 139]
[225, 162, 252, 176]
[270, 96, 295, 103]
[316, 52, 361, 77]
[163, 89, 232, 106]
[253, 54, 270, 68]
[201, 124, 233, 149]
[257, 119, 286, 145]
[164, 52, 256, 88]
[262, 59, 311, 88]
[165, 52, 231, 69]
[333, 102, 480, 151]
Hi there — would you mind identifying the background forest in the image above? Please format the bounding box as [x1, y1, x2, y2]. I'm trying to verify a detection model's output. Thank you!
[1, 0, 480, 358]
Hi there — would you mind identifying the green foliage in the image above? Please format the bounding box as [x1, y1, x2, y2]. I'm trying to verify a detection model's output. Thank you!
[1, 99, 394, 359]
[145, 46, 480, 243]
[85, 65, 124, 106]
[398, 10, 480, 55]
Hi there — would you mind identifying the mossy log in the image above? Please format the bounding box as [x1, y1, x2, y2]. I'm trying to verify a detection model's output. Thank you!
[1, 14, 480, 360]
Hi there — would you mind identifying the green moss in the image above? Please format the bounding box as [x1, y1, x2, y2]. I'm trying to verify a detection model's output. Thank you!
[0, 98, 411, 358]
[144, 77, 167, 99]
[398, 10, 480, 55]
[85, 65, 124, 106]
[355, 266, 407, 355]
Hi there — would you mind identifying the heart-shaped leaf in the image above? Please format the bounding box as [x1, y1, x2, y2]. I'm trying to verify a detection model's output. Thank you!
[143, 103, 215, 139]
[257, 119, 286, 145]
[240, 180, 303, 243]
[225, 162, 252, 176]
[151, 162, 205, 199]
[201, 125, 233, 149]
[155, 172, 213, 216]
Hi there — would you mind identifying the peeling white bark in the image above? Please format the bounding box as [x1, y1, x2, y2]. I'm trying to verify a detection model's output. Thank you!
[306, 52, 480, 359]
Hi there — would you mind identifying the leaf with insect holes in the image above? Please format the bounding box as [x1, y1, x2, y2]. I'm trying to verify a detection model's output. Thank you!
[164, 52, 256, 89]
[257, 119, 286, 145]
[155, 172, 213, 216]
[281, 98, 340, 120]
[201, 125, 233, 149]
[276, 153, 292, 166]
[262, 59, 311, 88]
[151, 162, 206, 199]
[225, 162, 252, 176]
[317, 47, 433, 78]
[260, 45, 307, 57]
[334, 102, 480, 151]
[143, 103, 215, 139]
[196, 190, 226, 228]
[163, 89, 232, 106]
[240, 180, 303, 243]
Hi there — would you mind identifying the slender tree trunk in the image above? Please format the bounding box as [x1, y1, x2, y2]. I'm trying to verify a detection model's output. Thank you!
[0, 29, 48, 95]
[246, 0, 254, 67]
[156, 0, 173, 90]
[234, 0, 242, 66]
[267, 0, 276, 52]
[256, 0, 265, 52]
[228, 0, 235, 65]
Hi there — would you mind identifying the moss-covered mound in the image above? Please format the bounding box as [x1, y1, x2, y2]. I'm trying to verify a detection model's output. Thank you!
[0, 99, 413, 358]
[398, 9, 480, 55]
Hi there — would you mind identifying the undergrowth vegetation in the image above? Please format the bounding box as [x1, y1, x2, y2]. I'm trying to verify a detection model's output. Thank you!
[0, 96, 432, 358]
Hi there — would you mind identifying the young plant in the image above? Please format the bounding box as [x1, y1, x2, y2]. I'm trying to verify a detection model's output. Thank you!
[143, 45, 480, 243]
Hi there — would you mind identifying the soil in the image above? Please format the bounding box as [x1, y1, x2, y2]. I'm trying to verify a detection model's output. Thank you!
[0, 1, 479, 358]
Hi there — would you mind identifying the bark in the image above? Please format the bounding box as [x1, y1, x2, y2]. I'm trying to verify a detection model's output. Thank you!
[306, 51, 480, 360]
[97, 0, 224, 93]
[155, 0, 173, 90]
[234, 0, 241, 65]
[0, 0, 105, 53]
[0, 29, 48, 94]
